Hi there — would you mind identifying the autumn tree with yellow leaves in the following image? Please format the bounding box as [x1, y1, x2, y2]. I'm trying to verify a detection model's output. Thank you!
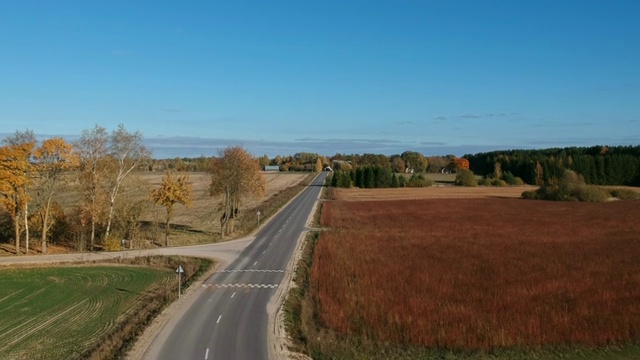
[151, 171, 192, 247]
[32, 138, 78, 253]
[209, 146, 266, 237]
[0, 131, 35, 255]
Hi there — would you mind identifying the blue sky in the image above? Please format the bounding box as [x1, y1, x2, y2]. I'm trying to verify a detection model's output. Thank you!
[1, 1, 638, 158]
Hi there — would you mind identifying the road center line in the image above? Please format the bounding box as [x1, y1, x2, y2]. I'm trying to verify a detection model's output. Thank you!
[253, 261, 258, 266]
[205, 348, 209, 359]
[231, 292, 236, 298]
[216, 315, 222, 324]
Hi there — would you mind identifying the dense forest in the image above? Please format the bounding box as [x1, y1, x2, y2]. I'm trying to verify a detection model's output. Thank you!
[465, 146, 640, 186]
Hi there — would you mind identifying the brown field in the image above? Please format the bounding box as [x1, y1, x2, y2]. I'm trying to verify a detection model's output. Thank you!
[311, 196, 640, 350]
[141, 171, 309, 230]
[116, 171, 312, 247]
[331, 185, 537, 201]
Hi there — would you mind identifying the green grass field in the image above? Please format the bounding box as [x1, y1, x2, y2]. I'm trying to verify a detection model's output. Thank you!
[0, 266, 173, 360]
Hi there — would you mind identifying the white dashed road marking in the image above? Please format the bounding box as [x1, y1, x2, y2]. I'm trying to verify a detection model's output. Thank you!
[216, 269, 284, 273]
[202, 283, 279, 289]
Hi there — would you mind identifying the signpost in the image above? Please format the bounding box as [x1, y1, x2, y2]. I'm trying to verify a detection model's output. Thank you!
[257, 211, 261, 227]
[176, 265, 184, 298]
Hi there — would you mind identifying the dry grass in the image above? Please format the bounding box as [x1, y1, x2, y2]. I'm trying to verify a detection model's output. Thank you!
[9, 171, 311, 251]
[312, 197, 640, 350]
[142, 172, 309, 231]
[331, 185, 537, 201]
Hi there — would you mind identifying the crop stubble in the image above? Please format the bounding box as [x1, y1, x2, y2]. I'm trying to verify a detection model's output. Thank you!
[312, 193, 640, 350]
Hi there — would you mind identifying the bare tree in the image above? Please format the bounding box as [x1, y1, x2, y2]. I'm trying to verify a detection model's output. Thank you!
[209, 146, 266, 237]
[104, 124, 150, 242]
[76, 125, 110, 251]
[113, 175, 151, 249]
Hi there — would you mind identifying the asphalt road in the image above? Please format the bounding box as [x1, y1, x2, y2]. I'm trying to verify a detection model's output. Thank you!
[148, 172, 327, 360]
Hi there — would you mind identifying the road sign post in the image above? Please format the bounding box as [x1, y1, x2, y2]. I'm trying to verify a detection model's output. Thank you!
[257, 211, 261, 227]
[176, 265, 184, 298]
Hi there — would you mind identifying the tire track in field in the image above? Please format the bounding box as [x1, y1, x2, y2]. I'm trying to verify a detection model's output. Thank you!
[0, 288, 25, 305]
[0, 298, 89, 350]
[0, 287, 49, 338]
[0, 267, 172, 359]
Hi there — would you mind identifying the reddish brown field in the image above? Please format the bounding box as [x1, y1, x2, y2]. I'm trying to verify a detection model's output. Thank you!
[312, 197, 640, 350]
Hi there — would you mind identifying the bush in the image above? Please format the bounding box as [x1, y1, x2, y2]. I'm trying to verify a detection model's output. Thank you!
[455, 169, 477, 187]
[407, 173, 434, 187]
[609, 188, 640, 200]
[572, 185, 610, 202]
[523, 170, 616, 202]
[521, 190, 538, 200]
[103, 236, 123, 251]
[491, 179, 508, 187]
[479, 177, 492, 186]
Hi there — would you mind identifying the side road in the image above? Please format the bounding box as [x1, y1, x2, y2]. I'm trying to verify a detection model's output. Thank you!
[0, 236, 253, 268]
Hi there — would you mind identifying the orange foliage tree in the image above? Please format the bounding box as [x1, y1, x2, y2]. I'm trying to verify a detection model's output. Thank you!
[209, 146, 266, 237]
[0, 139, 35, 255]
[32, 138, 79, 253]
[454, 157, 470, 170]
[151, 171, 192, 247]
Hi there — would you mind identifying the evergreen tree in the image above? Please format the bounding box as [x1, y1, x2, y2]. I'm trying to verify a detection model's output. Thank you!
[364, 166, 374, 188]
[391, 173, 399, 188]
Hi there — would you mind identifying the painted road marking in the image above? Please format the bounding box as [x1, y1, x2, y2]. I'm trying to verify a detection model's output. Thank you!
[253, 261, 258, 266]
[203, 284, 279, 289]
[217, 315, 222, 324]
[216, 269, 284, 273]
[231, 292, 236, 298]
[205, 348, 209, 359]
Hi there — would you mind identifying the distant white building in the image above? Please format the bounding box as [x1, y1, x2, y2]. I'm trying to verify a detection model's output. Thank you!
[264, 165, 280, 172]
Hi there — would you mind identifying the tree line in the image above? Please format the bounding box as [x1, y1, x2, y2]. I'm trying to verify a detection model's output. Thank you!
[151, 151, 465, 175]
[465, 146, 640, 186]
[144, 146, 640, 188]
[0, 125, 265, 255]
[329, 166, 438, 189]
